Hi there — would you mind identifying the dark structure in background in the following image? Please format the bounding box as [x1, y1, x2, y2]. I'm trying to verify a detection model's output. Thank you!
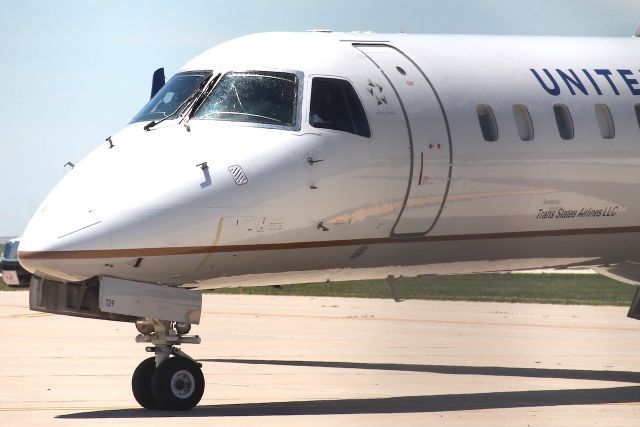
[1, 238, 31, 287]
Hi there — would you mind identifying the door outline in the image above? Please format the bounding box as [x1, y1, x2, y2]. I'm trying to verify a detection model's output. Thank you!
[354, 43, 454, 238]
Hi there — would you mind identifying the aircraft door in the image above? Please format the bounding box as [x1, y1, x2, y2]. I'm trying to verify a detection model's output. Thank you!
[356, 45, 451, 237]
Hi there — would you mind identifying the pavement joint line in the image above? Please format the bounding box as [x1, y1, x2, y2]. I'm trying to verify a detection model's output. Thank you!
[203, 311, 639, 332]
[0, 406, 136, 412]
[0, 304, 29, 309]
[2, 313, 52, 319]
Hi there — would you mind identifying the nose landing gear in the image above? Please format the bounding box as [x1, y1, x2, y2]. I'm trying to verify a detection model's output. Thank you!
[131, 319, 204, 410]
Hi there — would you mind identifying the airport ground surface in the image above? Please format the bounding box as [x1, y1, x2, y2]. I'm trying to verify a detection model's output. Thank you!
[1, 291, 639, 426]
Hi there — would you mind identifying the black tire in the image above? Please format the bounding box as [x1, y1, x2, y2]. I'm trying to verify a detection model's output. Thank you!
[151, 357, 205, 410]
[132, 357, 159, 409]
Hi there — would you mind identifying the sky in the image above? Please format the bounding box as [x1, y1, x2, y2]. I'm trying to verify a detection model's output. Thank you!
[1, 0, 639, 236]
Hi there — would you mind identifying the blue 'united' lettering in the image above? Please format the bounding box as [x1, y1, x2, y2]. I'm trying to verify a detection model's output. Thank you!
[530, 68, 640, 96]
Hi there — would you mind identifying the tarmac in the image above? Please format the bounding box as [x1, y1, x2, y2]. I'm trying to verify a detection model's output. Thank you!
[1, 291, 639, 426]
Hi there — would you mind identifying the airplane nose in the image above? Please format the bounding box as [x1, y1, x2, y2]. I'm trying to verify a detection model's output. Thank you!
[18, 169, 111, 282]
[19, 208, 112, 282]
[17, 127, 213, 283]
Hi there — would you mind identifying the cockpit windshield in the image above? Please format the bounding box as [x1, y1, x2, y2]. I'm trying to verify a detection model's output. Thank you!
[193, 72, 298, 126]
[130, 71, 212, 123]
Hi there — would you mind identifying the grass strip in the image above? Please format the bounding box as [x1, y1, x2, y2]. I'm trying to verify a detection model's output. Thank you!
[206, 273, 637, 306]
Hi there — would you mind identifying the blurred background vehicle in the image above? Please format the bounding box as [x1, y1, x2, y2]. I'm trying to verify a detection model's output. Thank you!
[1, 238, 31, 287]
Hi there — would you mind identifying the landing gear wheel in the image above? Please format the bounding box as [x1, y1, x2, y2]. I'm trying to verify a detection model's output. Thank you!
[132, 357, 159, 409]
[151, 357, 205, 410]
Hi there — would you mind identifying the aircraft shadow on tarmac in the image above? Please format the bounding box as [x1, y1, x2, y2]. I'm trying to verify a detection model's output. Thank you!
[58, 360, 640, 419]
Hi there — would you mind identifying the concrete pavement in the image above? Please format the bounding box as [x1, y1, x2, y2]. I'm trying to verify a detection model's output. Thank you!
[1, 291, 639, 426]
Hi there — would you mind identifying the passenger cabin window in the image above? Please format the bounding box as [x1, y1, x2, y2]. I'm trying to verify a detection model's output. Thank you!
[594, 104, 615, 139]
[512, 104, 534, 141]
[476, 105, 498, 142]
[309, 78, 371, 138]
[553, 104, 574, 140]
[193, 71, 298, 126]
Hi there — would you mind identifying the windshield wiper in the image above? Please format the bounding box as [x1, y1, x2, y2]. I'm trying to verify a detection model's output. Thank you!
[144, 73, 215, 132]
[181, 73, 221, 132]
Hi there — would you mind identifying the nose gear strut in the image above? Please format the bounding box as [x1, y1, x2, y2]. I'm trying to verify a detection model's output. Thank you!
[131, 318, 204, 410]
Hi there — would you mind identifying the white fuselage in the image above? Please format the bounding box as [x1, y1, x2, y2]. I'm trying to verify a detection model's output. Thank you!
[18, 32, 640, 289]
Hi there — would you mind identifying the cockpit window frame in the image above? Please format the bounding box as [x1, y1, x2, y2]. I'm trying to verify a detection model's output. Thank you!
[191, 69, 304, 132]
[129, 70, 214, 124]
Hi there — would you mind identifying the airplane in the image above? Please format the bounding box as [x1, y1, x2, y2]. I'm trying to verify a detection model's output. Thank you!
[16, 29, 640, 410]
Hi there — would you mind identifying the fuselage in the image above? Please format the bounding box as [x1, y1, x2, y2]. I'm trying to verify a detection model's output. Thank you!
[18, 31, 640, 289]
